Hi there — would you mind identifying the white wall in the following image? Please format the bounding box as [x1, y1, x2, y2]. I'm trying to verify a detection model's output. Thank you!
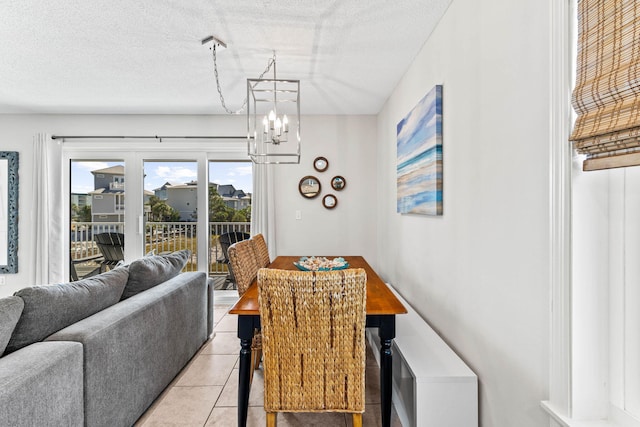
[0, 113, 377, 297]
[273, 115, 378, 260]
[375, 0, 551, 426]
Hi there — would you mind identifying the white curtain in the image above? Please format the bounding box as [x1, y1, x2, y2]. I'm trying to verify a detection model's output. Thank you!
[32, 134, 64, 284]
[251, 163, 276, 259]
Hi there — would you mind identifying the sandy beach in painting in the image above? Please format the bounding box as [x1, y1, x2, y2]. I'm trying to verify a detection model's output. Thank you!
[396, 85, 443, 215]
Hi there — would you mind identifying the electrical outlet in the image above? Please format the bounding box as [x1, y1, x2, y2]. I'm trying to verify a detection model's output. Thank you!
[0, 276, 5, 285]
[295, 210, 302, 220]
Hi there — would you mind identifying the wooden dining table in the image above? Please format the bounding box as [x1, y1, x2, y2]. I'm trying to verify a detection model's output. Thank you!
[229, 255, 407, 427]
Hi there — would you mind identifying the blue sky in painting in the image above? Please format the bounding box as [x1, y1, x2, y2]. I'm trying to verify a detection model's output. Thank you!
[396, 86, 442, 166]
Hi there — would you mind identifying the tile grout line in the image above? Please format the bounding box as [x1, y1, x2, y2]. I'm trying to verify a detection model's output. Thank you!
[206, 308, 238, 426]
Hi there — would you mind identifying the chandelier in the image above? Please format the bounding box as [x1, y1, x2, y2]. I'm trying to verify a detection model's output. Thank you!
[203, 36, 300, 164]
[247, 56, 300, 164]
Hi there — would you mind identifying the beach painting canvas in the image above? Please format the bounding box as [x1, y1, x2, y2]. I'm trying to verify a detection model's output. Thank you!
[397, 85, 443, 215]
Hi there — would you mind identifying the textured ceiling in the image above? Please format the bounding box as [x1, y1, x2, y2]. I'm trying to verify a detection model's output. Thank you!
[0, 0, 452, 115]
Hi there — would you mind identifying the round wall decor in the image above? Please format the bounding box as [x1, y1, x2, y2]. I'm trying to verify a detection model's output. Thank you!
[299, 176, 321, 199]
[331, 175, 346, 191]
[323, 194, 338, 209]
[313, 156, 329, 172]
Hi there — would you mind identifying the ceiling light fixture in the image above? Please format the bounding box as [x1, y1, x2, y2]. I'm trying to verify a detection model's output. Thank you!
[203, 36, 301, 164]
[247, 52, 300, 164]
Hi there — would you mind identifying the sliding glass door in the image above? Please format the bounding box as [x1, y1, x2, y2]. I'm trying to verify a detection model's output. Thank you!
[64, 144, 252, 297]
[208, 160, 252, 291]
[70, 160, 126, 280]
[143, 160, 198, 270]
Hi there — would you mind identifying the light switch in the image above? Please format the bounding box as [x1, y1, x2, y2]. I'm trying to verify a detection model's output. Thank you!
[295, 210, 302, 220]
[0, 276, 5, 285]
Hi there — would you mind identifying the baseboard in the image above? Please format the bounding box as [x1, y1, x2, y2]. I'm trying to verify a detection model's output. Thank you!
[214, 290, 240, 305]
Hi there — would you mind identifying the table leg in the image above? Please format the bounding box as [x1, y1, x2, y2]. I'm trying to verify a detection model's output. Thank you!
[237, 316, 258, 427]
[238, 338, 251, 427]
[380, 338, 393, 427]
[378, 316, 396, 427]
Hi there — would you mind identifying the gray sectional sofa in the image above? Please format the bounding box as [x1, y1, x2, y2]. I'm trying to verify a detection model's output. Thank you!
[0, 250, 214, 427]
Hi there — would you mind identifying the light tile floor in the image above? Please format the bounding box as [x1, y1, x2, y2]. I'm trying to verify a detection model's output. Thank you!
[135, 304, 402, 427]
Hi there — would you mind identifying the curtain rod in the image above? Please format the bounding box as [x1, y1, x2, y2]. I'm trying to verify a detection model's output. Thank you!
[51, 135, 246, 141]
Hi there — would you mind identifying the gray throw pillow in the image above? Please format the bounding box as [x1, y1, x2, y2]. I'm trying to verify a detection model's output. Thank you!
[5, 266, 129, 354]
[121, 249, 190, 300]
[0, 296, 24, 356]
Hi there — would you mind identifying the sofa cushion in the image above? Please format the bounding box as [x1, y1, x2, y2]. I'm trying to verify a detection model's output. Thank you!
[0, 296, 24, 355]
[0, 341, 84, 426]
[121, 250, 190, 300]
[5, 266, 129, 354]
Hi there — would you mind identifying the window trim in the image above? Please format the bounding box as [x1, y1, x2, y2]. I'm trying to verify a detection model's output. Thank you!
[544, 0, 573, 420]
[544, 1, 640, 426]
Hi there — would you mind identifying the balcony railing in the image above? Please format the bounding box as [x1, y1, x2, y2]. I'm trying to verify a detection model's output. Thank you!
[109, 182, 125, 190]
[70, 221, 251, 275]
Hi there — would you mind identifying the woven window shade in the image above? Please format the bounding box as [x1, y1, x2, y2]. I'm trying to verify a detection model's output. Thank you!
[570, 0, 640, 171]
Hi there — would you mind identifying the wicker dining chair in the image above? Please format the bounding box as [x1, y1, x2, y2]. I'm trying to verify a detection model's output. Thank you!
[228, 239, 260, 296]
[257, 268, 368, 427]
[250, 233, 271, 267]
[228, 239, 263, 370]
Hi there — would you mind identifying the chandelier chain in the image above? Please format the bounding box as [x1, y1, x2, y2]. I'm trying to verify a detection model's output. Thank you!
[211, 47, 276, 115]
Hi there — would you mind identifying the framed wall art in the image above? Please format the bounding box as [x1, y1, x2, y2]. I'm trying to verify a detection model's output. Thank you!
[0, 151, 18, 273]
[396, 85, 443, 215]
